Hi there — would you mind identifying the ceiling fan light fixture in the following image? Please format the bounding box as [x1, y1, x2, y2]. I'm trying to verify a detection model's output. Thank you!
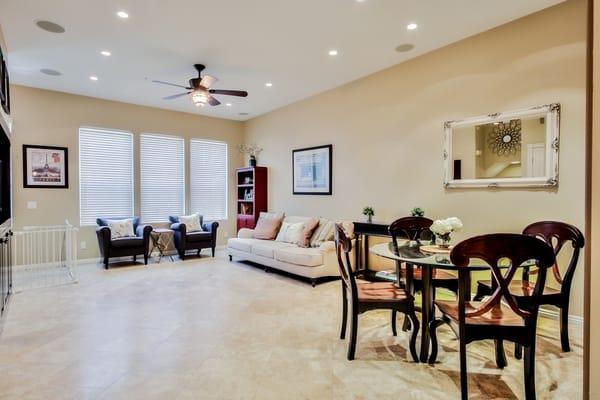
[192, 90, 208, 105]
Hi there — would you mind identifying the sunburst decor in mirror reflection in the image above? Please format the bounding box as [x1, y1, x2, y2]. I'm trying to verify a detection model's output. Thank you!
[487, 119, 522, 156]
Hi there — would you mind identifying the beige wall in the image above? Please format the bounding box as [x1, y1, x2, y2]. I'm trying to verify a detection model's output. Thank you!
[11, 85, 244, 259]
[245, 0, 587, 317]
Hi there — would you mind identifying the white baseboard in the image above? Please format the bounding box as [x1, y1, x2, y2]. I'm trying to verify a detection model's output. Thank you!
[539, 307, 583, 325]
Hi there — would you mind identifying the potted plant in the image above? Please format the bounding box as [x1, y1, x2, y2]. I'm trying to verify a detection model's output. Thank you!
[410, 207, 425, 217]
[362, 206, 375, 223]
[430, 217, 463, 248]
[238, 144, 263, 167]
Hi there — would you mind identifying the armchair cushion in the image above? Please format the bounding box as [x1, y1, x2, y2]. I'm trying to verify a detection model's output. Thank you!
[169, 214, 204, 228]
[186, 232, 212, 242]
[179, 213, 203, 232]
[97, 216, 140, 232]
[111, 237, 144, 248]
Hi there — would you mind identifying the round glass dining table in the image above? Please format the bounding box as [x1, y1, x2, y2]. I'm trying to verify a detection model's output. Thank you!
[369, 241, 489, 363]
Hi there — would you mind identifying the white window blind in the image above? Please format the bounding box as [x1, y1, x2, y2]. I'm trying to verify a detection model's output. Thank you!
[190, 139, 228, 220]
[140, 134, 185, 223]
[79, 127, 134, 226]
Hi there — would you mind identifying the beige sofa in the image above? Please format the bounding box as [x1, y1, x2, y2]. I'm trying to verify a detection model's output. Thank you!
[227, 215, 352, 286]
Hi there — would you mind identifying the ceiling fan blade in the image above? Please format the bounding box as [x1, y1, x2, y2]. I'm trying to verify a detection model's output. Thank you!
[200, 75, 218, 88]
[163, 92, 191, 100]
[207, 95, 221, 106]
[209, 89, 248, 97]
[152, 80, 192, 90]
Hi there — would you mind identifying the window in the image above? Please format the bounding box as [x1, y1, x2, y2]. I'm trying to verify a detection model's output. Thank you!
[190, 139, 228, 220]
[79, 127, 134, 226]
[140, 134, 185, 222]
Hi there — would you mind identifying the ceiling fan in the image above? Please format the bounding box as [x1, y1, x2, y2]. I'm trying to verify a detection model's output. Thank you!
[152, 64, 248, 107]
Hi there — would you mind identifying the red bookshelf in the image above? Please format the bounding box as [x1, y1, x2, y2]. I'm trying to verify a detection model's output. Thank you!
[236, 167, 267, 232]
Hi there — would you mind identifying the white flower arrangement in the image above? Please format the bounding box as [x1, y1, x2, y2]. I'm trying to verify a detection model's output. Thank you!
[430, 217, 463, 246]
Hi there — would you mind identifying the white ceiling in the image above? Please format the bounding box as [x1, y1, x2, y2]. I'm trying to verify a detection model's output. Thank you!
[1, 0, 565, 121]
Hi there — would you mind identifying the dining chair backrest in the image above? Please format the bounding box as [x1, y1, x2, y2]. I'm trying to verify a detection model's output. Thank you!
[522, 221, 584, 294]
[389, 217, 433, 248]
[334, 224, 357, 297]
[450, 233, 555, 324]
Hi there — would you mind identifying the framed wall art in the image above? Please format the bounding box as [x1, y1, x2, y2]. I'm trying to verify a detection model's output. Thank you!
[292, 144, 332, 195]
[23, 145, 69, 188]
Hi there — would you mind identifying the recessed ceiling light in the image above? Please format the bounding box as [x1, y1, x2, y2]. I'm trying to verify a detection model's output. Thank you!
[100, 50, 112, 56]
[356, 0, 366, 3]
[395, 44, 415, 53]
[117, 11, 129, 19]
[226, 103, 232, 107]
[265, 82, 273, 87]
[89, 76, 99, 81]
[40, 68, 62, 76]
[328, 49, 339, 56]
[35, 20, 65, 33]
[407, 23, 418, 30]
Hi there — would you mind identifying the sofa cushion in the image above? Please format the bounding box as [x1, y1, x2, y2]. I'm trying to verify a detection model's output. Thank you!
[252, 241, 294, 259]
[275, 247, 324, 267]
[310, 218, 335, 248]
[253, 214, 283, 240]
[227, 238, 255, 253]
[298, 218, 320, 248]
[275, 222, 305, 243]
[179, 213, 203, 232]
[111, 237, 143, 248]
[186, 231, 212, 242]
[106, 218, 136, 239]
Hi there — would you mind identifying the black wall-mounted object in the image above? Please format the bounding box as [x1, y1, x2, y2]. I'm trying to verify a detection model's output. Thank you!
[0, 47, 9, 115]
[453, 160, 462, 180]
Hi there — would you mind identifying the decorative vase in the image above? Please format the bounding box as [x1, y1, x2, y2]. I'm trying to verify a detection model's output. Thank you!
[436, 233, 451, 248]
[249, 156, 257, 167]
[365, 215, 373, 223]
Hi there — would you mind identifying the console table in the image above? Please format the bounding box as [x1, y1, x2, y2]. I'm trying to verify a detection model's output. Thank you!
[353, 221, 390, 272]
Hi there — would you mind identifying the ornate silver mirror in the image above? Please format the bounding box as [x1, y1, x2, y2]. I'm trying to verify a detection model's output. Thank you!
[443, 103, 560, 188]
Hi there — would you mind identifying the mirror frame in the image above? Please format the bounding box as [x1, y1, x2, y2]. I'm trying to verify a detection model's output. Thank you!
[443, 103, 560, 188]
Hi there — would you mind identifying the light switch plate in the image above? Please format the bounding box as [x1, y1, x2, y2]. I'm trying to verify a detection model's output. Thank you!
[27, 201, 37, 209]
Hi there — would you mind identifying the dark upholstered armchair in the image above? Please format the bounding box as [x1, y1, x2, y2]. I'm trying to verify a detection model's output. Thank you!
[169, 215, 218, 260]
[96, 217, 152, 269]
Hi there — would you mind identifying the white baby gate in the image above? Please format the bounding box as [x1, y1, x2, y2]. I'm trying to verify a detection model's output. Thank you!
[12, 221, 78, 292]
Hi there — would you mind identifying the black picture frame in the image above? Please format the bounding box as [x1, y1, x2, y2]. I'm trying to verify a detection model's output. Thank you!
[0, 50, 5, 106]
[23, 145, 69, 189]
[292, 144, 332, 195]
[2, 59, 9, 115]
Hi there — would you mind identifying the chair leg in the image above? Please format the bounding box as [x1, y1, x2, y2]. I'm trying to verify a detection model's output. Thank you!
[104, 257, 109, 269]
[197, 249, 201, 256]
[473, 282, 488, 301]
[133, 255, 137, 263]
[144, 254, 148, 265]
[391, 310, 397, 336]
[515, 343, 523, 360]
[212, 247, 216, 257]
[560, 305, 570, 352]
[347, 306, 358, 360]
[494, 339, 507, 369]
[523, 343, 537, 400]
[229, 255, 232, 261]
[407, 310, 420, 362]
[459, 336, 468, 400]
[402, 314, 411, 332]
[340, 288, 348, 340]
[428, 319, 444, 364]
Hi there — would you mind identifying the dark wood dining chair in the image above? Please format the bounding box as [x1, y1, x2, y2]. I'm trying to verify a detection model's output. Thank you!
[388, 217, 459, 334]
[428, 234, 555, 400]
[474, 221, 584, 353]
[334, 224, 419, 362]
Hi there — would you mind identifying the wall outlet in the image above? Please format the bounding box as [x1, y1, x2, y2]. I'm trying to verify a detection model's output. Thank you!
[27, 201, 37, 209]
[80, 241, 87, 250]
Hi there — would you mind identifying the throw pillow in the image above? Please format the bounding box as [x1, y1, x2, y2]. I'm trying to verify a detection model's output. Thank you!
[310, 218, 335, 247]
[276, 222, 305, 243]
[107, 218, 135, 240]
[298, 218, 320, 248]
[179, 213, 203, 232]
[253, 214, 283, 240]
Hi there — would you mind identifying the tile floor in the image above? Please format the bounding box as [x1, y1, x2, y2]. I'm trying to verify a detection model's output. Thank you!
[0, 251, 583, 399]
